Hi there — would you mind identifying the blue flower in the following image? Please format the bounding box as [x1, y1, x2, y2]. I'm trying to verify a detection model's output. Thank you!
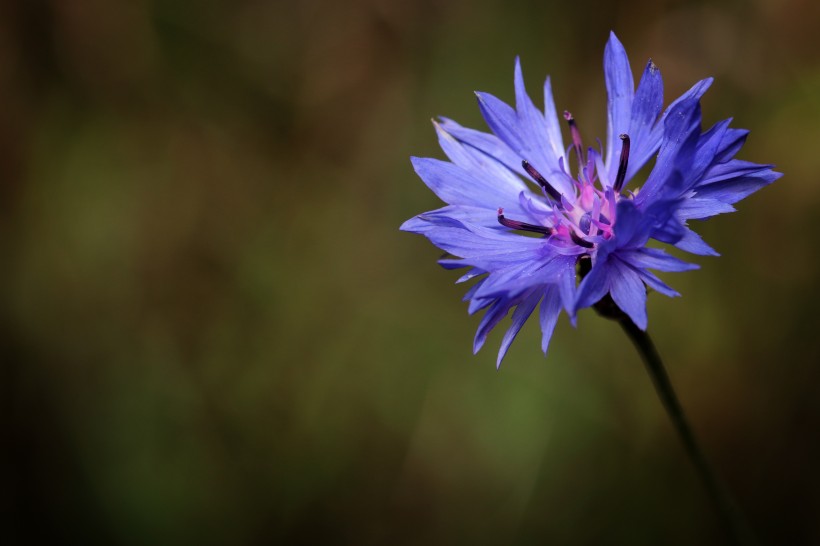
[401, 32, 781, 367]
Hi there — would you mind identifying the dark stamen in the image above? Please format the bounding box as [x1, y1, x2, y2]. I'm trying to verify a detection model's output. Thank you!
[563, 111, 585, 174]
[522, 160, 562, 202]
[497, 208, 552, 235]
[569, 230, 595, 248]
[613, 134, 631, 192]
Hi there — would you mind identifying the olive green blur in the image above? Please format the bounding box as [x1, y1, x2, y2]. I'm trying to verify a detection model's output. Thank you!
[4, 1, 819, 544]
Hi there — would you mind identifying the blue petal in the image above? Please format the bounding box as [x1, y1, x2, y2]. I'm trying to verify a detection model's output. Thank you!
[472, 260, 549, 300]
[457, 268, 484, 283]
[543, 77, 566, 167]
[696, 171, 781, 205]
[635, 97, 702, 208]
[699, 159, 774, 186]
[604, 32, 635, 182]
[626, 60, 663, 180]
[514, 58, 564, 181]
[468, 293, 493, 315]
[443, 255, 546, 273]
[423, 224, 546, 261]
[601, 199, 651, 251]
[644, 78, 712, 152]
[627, 78, 713, 188]
[474, 298, 513, 354]
[609, 259, 648, 330]
[539, 285, 563, 355]
[404, 204, 519, 232]
[401, 206, 497, 234]
[400, 214, 433, 234]
[437, 117, 526, 176]
[689, 119, 730, 183]
[649, 210, 687, 245]
[634, 268, 681, 298]
[476, 91, 573, 196]
[619, 247, 699, 272]
[575, 258, 611, 312]
[680, 119, 751, 192]
[497, 289, 541, 368]
[677, 197, 736, 220]
[714, 124, 749, 163]
[472, 253, 576, 300]
[557, 264, 577, 318]
[462, 278, 487, 302]
[435, 234, 555, 272]
[440, 259, 468, 270]
[410, 156, 528, 212]
[675, 227, 720, 256]
[434, 120, 526, 190]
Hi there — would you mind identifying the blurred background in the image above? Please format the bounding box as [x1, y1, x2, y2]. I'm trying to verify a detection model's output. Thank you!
[3, 0, 819, 544]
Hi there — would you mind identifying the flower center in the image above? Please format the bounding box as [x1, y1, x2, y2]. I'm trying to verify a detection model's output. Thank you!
[497, 113, 631, 251]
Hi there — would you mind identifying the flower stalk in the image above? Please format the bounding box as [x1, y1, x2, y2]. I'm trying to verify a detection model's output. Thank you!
[578, 256, 757, 545]
[618, 320, 758, 546]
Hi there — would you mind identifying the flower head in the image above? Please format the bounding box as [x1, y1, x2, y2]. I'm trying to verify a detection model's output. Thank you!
[401, 32, 781, 367]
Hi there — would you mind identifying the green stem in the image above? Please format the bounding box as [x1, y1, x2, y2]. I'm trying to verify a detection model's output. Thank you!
[619, 318, 759, 546]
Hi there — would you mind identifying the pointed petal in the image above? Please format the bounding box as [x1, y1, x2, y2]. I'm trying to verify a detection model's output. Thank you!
[675, 227, 720, 256]
[414, 217, 546, 258]
[539, 285, 563, 355]
[575, 258, 611, 312]
[699, 159, 774, 186]
[407, 204, 525, 231]
[649, 211, 686, 246]
[601, 199, 651, 250]
[696, 171, 782, 205]
[635, 268, 681, 298]
[677, 198, 736, 220]
[557, 263, 577, 317]
[543, 76, 566, 165]
[474, 298, 513, 354]
[604, 32, 635, 181]
[639, 78, 713, 170]
[686, 118, 735, 187]
[609, 259, 648, 330]
[476, 91, 573, 196]
[497, 290, 541, 367]
[714, 125, 749, 163]
[468, 293, 494, 315]
[410, 156, 528, 211]
[626, 59, 664, 180]
[437, 117, 526, 176]
[457, 268, 484, 283]
[400, 214, 433, 234]
[462, 277, 486, 302]
[619, 247, 699, 272]
[434, 120, 525, 190]
[635, 97, 702, 208]
[514, 58, 560, 174]
[472, 252, 575, 300]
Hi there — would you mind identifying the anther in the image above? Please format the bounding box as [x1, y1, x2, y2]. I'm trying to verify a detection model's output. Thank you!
[522, 160, 562, 202]
[497, 208, 552, 235]
[613, 134, 631, 193]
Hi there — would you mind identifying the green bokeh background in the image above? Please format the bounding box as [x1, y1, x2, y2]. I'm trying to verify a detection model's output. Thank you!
[4, 1, 820, 544]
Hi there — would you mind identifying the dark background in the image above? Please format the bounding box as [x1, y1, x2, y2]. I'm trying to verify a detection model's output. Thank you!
[4, 0, 819, 544]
